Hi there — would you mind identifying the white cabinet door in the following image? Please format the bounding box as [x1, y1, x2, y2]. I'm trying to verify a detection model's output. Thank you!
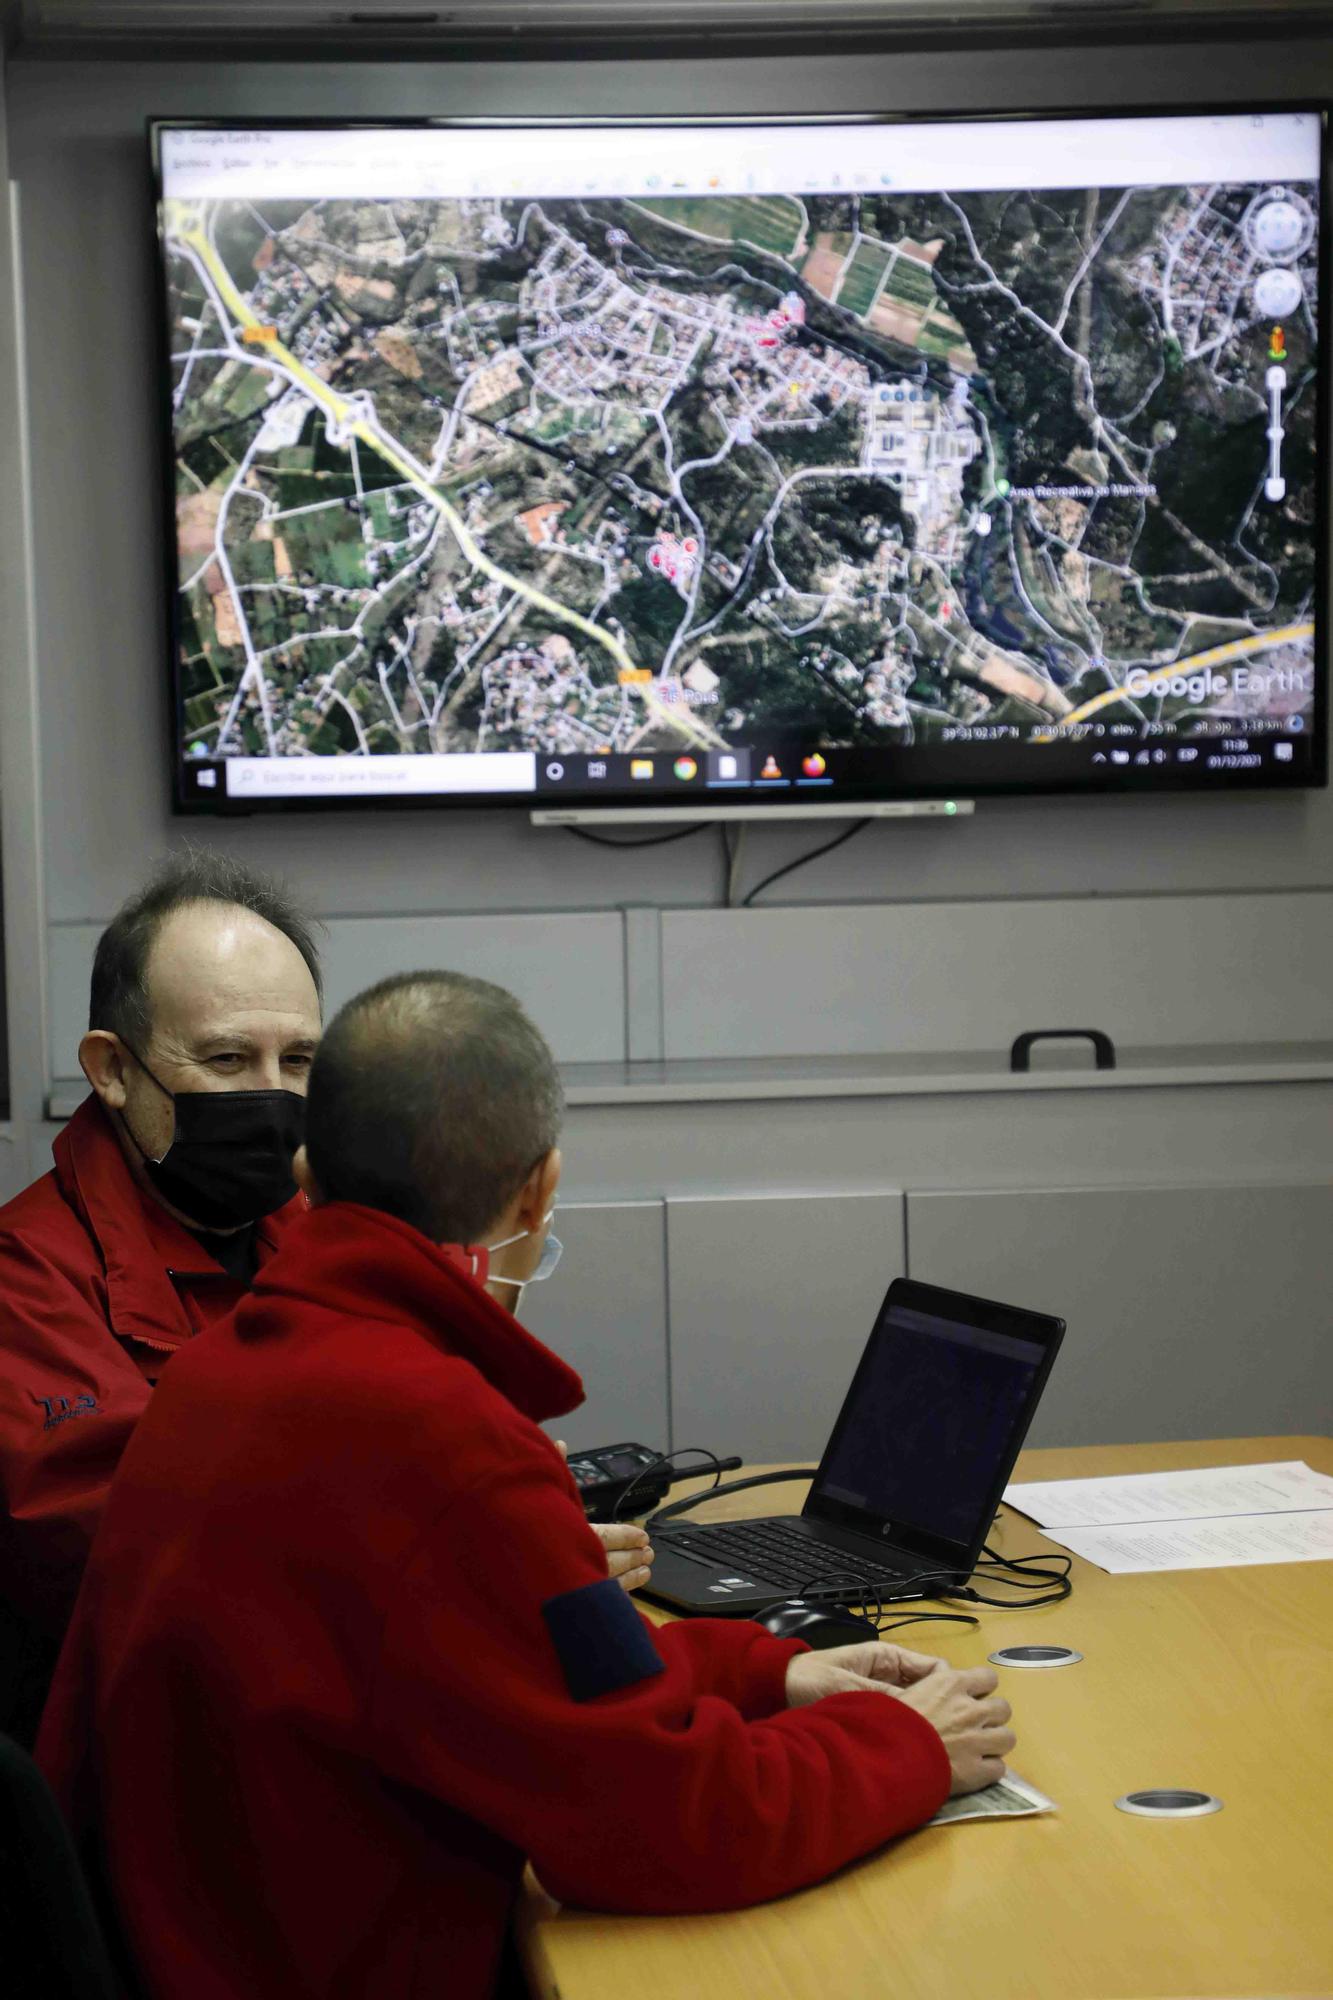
[667, 1192, 906, 1462]
[906, 1183, 1333, 1446]
[519, 1200, 669, 1454]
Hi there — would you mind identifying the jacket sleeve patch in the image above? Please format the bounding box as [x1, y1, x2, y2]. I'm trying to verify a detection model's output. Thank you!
[541, 1577, 666, 1704]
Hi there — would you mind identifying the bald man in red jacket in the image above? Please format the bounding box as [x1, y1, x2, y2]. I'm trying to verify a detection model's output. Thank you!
[39, 969, 1014, 2000]
[0, 857, 323, 1743]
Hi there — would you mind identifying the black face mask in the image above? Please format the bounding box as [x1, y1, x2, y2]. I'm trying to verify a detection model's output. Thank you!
[121, 1046, 306, 1231]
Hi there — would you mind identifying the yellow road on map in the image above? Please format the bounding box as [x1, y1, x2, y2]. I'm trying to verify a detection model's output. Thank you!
[171, 202, 721, 750]
[1034, 623, 1315, 740]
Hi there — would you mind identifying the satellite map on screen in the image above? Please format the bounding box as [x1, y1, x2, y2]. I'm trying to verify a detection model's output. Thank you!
[162, 137, 1320, 788]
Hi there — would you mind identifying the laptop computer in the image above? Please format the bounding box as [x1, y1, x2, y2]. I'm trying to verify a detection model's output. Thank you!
[643, 1276, 1064, 1615]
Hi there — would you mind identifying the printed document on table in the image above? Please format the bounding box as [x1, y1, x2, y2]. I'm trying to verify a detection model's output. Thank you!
[925, 1772, 1055, 1827]
[1046, 1509, 1333, 1574]
[1003, 1460, 1333, 1531]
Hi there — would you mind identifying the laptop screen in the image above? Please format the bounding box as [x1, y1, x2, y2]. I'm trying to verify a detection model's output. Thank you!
[808, 1291, 1055, 1562]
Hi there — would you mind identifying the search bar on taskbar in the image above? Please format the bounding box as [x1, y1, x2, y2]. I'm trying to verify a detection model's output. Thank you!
[222, 753, 537, 798]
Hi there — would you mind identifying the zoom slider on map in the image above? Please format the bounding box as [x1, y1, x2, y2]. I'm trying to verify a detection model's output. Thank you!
[1266, 364, 1287, 502]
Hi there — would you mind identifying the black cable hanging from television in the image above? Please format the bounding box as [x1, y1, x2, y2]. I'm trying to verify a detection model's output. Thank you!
[561, 818, 875, 907]
[563, 823, 710, 850]
[740, 819, 871, 907]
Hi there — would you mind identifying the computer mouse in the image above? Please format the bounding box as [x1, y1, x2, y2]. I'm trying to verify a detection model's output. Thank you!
[754, 1600, 881, 1649]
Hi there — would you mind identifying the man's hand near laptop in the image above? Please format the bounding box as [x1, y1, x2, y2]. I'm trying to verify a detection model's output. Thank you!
[589, 1520, 654, 1590]
[786, 1645, 1016, 1795]
[551, 1427, 1010, 1786]
[553, 1440, 655, 1592]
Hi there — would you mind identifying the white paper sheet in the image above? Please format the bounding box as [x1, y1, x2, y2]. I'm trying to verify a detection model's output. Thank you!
[1041, 1509, 1333, 1574]
[1004, 1459, 1333, 1531]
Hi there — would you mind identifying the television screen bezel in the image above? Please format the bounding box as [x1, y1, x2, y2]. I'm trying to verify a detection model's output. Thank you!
[149, 104, 1331, 818]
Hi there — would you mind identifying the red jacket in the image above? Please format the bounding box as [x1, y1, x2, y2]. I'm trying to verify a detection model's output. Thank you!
[0, 1097, 303, 1636]
[38, 1202, 950, 2000]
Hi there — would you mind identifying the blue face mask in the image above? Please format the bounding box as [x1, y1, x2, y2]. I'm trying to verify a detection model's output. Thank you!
[487, 1210, 563, 1302]
[530, 1232, 564, 1282]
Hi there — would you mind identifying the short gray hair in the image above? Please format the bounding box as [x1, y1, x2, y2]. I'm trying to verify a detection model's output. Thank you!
[304, 971, 564, 1245]
[89, 850, 323, 1046]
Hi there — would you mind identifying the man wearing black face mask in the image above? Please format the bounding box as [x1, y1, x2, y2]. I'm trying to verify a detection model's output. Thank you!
[0, 853, 323, 1740]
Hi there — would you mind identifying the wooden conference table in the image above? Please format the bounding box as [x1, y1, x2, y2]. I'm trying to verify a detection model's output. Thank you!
[518, 1435, 1333, 2000]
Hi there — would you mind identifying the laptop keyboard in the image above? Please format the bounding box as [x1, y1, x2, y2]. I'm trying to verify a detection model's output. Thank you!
[657, 1518, 911, 1593]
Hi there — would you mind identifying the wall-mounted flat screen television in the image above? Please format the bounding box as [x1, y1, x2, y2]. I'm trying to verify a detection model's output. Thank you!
[153, 108, 1327, 814]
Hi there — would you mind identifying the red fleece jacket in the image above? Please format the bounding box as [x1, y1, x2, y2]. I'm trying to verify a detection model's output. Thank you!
[38, 1202, 950, 2000]
[0, 1097, 302, 1636]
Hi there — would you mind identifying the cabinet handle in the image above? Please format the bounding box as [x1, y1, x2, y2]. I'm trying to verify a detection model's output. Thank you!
[1010, 1028, 1116, 1073]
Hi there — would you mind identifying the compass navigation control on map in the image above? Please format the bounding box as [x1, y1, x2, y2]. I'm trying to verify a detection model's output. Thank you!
[155, 110, 1325, 812]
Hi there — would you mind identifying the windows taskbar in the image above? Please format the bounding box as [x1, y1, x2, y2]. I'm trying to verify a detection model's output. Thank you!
[177, 724, 1322, 810]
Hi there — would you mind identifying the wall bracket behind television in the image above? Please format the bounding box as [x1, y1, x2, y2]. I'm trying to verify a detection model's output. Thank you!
[531, 800, 975, 827]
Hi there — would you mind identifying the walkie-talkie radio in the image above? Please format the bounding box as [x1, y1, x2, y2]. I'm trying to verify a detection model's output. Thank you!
[566, 1444, 746, 1522]
[564, 1443, 673, 1522]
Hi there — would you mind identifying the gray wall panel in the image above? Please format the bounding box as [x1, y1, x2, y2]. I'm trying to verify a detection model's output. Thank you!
[319, 913, 624, 1062]
[0, 47, 50, 1134]
[906, 1183, 1333, 1445]
[4, 41, 1331, 975]
[661, 895, 1333, 1061]
[560, 1081, 1333, 1206]
[667, 1190, 905, 1461]
[518, 1200, 668, 1454]
[47, 909, 625, 1077]
[0, 1130, 30, 1205]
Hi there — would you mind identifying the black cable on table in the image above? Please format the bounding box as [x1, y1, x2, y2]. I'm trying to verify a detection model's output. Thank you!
[644, 1466, 821, 1529]
[876, 1611, 981, 1636]
[960, 1545, 1073, 1608]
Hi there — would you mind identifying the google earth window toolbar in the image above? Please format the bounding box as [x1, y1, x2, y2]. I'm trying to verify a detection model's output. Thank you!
[160, 115, 1319, 201]
[160, 108, 1325, 814]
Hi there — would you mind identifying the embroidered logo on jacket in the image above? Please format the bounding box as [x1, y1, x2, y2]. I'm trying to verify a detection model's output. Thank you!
[36, 1393, 101, 1430]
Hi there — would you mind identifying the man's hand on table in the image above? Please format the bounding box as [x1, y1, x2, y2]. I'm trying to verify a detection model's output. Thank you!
[591, 1521, 655, 1592]
[785, 1645, 1015, 1796]
[553, 1440, 655, 1594]
[784, 1641, 945, 1707]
